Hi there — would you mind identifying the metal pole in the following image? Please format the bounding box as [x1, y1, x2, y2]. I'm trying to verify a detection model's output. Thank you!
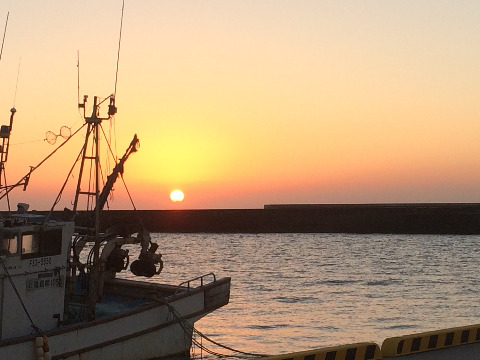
[87, 97, 101, 320]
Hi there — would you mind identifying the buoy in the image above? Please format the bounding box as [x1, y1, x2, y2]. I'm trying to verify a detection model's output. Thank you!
[35, 346, 44, 357]
[42, 335, 49, 353]
[35, 337, 43, 347]
[34, 335, 51, 360]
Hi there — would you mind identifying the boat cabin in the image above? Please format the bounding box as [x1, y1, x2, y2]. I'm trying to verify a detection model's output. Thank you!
[0, 214, 74, 340]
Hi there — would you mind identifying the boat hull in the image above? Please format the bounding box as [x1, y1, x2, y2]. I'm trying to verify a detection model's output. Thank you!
[0, 277, 230, 360]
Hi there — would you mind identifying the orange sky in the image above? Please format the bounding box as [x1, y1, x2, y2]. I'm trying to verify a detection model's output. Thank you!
[0, 1, 480, 210]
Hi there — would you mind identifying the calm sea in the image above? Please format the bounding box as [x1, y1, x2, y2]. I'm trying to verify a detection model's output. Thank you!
[125, 233, 480, 357]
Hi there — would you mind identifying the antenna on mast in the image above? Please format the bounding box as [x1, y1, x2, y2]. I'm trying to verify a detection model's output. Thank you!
[109, 0, 125, 158]
[0, 12, 9, 64]
[12, 57, 20, 107]
[0, 13, 13, 211]
[114, 0, 125, 98]
[77, 50, 80, 105]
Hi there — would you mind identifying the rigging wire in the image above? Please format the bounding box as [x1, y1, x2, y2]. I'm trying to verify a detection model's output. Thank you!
[0, 12, 9, 64]
[12, 57, 20, 106]
[120, 174, 144, 230]
[114, 0, 125, 98]
[77, 50, 80, 106]
[105, 120, 113, 182]
[97, 122, 144, 227]
[11, 139, 44, 145]
[0, 123, 87, 201]
[100, 122, 119, 164]
[111, 0, 125, 160]
[0, 257, 42, 335]
[46, 136, 90, 220]
[99, 122, 119, 207]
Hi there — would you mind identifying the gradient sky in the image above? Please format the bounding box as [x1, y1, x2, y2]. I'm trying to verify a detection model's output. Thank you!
[0, 1, 479, 210]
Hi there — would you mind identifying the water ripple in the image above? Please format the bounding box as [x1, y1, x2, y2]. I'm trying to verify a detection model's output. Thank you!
[120, 233, 480, 355]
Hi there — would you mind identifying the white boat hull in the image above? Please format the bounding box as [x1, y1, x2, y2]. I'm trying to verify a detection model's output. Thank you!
[0, 277, 230, 360]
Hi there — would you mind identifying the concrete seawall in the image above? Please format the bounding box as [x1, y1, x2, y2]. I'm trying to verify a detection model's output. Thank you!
[83, 203, 480, 234]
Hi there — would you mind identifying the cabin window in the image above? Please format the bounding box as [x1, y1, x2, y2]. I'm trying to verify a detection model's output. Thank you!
[0, 235, 18, 256]
[22, 234, 40, 255]
[21, 229, 63, 259]
[40, 229, 63, 255]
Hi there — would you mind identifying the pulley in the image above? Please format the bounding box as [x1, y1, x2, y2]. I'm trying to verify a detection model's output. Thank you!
[130, 241, 163, 278]
[105, 245, 129, 272]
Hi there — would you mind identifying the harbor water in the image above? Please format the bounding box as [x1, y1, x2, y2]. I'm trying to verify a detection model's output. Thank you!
[121, 233, 480, 357]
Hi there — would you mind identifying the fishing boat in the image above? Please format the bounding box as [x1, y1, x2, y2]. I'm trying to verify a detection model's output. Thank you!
[0, 94, 231, 359]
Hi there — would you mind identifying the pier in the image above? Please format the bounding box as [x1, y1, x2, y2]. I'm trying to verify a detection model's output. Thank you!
[77, 203, 480, 234]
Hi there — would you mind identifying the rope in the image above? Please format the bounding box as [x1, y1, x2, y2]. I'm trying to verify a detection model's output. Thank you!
[0, 256, 42, 334]
[193, 327, 268, 358]
[148, 292, 268, 358]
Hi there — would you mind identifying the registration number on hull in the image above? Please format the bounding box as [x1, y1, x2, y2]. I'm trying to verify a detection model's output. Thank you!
[28, 257, 52, 267]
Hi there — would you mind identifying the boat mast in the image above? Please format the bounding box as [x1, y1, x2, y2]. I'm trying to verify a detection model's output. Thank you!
[0, 107, 16, 176]
[74, 94, 116, 320]
[0, 14, 16, 210]
[0, 108, 16, 210]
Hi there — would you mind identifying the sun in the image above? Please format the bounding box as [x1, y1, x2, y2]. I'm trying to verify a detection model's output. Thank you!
[170, 189, 185, 202]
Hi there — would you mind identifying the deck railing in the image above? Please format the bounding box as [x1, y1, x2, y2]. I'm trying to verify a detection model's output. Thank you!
[174, 272, 216, 295]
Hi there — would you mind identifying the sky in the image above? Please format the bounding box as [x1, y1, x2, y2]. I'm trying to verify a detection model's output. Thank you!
[0, 1, 480, 210]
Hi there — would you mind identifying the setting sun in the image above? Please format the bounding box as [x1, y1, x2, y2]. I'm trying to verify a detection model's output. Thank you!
[1, 2, 480, 210]
[170, 190, 185, 202]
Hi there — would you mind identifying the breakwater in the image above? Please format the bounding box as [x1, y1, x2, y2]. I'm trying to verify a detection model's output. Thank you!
[85, 203, 480, 234]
